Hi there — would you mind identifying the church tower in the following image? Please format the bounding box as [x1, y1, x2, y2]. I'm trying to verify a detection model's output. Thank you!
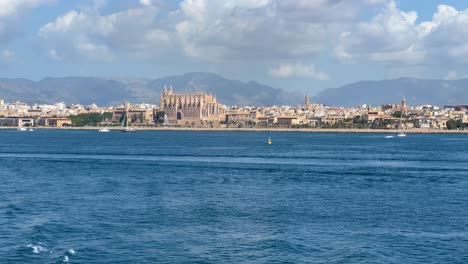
[304, 95, 310, 109]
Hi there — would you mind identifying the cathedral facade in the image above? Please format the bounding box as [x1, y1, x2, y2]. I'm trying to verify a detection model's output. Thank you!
[160, 85, 223, 124]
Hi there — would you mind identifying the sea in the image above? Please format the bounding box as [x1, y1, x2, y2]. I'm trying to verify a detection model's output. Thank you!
[0, 130, 467, 263]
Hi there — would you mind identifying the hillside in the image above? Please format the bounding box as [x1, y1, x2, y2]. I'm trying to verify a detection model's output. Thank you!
[313, 77, 468, 107]
[0, 73, 300, 106]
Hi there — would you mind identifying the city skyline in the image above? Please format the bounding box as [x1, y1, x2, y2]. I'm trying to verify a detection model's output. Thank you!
[1, 87, 467, 131]
[1, 0, 468, 94]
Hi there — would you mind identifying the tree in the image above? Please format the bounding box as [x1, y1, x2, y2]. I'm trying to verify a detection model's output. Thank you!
[139, 112, 144, 123]
[392, 111, 403, 118]
[70, 112, 111, 126]
[446, 119, 457, 130]
[155, 111, 165, 123]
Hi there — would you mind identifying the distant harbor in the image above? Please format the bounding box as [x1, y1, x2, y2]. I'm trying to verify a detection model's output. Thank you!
[2, 126, 468, 134]
[0, 87, 467, 132]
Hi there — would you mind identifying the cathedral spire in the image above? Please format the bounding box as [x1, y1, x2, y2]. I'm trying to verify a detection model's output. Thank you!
[163, 84, 167, 95]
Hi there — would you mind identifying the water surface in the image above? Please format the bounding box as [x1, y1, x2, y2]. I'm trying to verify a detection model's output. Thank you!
[0, 130, 467, 263]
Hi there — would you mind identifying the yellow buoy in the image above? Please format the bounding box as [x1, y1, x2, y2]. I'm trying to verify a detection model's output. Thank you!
[267, 137, 272, 145]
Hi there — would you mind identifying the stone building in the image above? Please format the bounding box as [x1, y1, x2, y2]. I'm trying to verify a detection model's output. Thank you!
[225, 111, 253, 125]
[0, 117, 34, 127]
[160, 85, 223, 125]
[277, 116, 298, 127]
[113, 102, 154, 125]
[38, 117, 71, 127]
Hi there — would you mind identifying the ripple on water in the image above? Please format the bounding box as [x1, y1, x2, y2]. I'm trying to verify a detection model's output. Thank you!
[0, 131, 467, 263]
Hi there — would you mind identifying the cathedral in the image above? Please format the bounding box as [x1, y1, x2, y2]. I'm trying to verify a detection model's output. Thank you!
[160, 85, 223, 124]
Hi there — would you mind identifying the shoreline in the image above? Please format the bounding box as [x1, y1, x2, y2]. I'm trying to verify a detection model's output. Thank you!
[1, 126, 467, 134]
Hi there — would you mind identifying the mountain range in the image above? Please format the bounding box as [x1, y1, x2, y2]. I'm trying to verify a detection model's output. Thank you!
[0, 73, 467, 107]
[0, 73, 299, 106]
[312, 77, 468, 107]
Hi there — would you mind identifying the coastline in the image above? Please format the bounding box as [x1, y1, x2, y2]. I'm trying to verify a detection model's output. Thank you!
[1, 126, 467, 134]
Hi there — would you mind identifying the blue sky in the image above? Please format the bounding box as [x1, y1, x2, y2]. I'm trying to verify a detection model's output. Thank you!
[1, 0, 468, 95]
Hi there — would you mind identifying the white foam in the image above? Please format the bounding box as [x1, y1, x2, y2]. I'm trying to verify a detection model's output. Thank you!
[68, 249, 76, 255]
[27, 244, 47, 254]
[63, 255, 69, 262]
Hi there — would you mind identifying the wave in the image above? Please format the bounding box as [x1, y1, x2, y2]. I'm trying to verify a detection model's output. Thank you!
[27, 243, 48, 254]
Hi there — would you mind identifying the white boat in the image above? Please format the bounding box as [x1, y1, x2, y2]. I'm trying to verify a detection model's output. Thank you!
[385, 135, 394, 138]
[98, 128, 110, 133]
[17, 127, 27, 131]
[122, 108, 136, 132]
[28, 128, 34, 132]
[397, 132, 407, 137]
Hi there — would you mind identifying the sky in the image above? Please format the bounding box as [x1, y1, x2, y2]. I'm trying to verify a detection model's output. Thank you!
[1, 0, 468, 95]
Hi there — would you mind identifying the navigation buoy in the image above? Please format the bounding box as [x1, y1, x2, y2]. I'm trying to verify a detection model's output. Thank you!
[267, 137, 272, 145]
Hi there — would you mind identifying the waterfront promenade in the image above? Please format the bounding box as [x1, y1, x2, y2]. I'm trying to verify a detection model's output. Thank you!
[1, 126, 467, 134]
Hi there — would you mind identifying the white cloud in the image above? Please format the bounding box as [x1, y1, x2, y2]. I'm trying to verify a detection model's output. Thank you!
[423, 5, 468, 64]
[269, 63, 329, 80]
[0, 48, 16, 65]
[333, 1, 468, 72]
[445, 71, 458, 80]
[139, 0, 152, 7]
[39, 10, 87, 35]
[333, 1, 425, 65]
[38, 3, 172, 61]
[0, 0, 53, 17]
[0, 0, 53, 45]
[35, 0, 468, 81]
[48, 49, 62, 61]
[1, 49, 14, 60]
[44, 0, 370, 63]
[444, 71, 468, 80]
[174, 0, 337, 61]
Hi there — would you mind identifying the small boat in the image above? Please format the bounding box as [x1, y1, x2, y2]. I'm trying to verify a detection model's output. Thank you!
[17, 127, 27, 131]
[397, 132, 407, 137]
[267, 137, 272, 145]
[28, 128, 34, 132]
[385, 135, 394, 138]
[98, 128, 110, 133]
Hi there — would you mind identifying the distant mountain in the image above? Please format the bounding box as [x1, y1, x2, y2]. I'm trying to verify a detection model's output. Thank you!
[145, 72, 300, 106]
[313, 77, 468, 107]
[0, 73, 300, 106]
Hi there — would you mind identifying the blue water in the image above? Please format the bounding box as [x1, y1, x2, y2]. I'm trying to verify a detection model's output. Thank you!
[0, 130, 467, 263]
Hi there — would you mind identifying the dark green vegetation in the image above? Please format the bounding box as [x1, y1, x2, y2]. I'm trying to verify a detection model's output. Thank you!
[446, 119, 466, 130]
[154, 111, 165, 124]
[69, 112, 113, 126]
[391, 111, 410, 119]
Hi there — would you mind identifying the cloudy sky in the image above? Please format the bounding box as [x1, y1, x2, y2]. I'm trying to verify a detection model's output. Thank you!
[1, 0, 468, 94]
